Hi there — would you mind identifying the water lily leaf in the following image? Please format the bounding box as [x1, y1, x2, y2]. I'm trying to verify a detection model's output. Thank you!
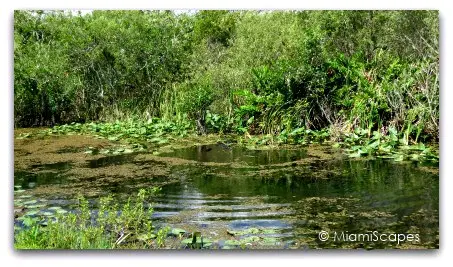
[181, 238, 193, 245]
[181, 236, 213, 248]
[48, 206, 63, 210]
[56, 209, 68, 214]
[261, 237, 279, 245]
[16, 216, 26, 221]
[170, 228, 186, 236]
[25, 209, 40, 216]
[27, 204, 47, 209]
[23, 200, 37, 205]
[224, 240, 241, 246]
[261, 229, 278, 234]
[240, 236, 260, 243]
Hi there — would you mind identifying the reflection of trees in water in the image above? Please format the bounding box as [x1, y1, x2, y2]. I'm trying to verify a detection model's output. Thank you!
[167, 144, 307, 164]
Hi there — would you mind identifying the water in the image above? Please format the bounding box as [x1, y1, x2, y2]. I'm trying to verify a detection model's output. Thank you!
[159, 143, 307, 164]
[14, 144, 439, 248]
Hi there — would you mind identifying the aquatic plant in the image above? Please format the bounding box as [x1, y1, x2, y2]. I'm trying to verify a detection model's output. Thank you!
[14, 188, 167, 249]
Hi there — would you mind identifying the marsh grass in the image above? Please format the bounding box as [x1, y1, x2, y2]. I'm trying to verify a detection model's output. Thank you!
[14, 188, 166, 249]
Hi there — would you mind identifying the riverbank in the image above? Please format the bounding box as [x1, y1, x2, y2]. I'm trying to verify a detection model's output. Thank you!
[14, 124, 439, 249]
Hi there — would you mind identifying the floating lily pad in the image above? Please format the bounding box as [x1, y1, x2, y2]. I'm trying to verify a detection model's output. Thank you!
[261, 229, 278, 234]
[23, 200, 38, 205]
[227, 227, 263, 236]
[170, 228, 186, 236]
[24, 209, 40, 216]
[48, 206, 63, 210]
[27, 204, 47, 209]
[224, 240, 241, 246]
[56, 209, 68, 214]
[261, 237, 279, 245]
[16, 216, 26, 221]
[181, 237, 213, 248]
[240, 236, 260, 243]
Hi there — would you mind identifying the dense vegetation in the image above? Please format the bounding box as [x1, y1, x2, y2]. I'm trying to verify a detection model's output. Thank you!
[14, 10, 440, 249]
[15, 188, 173, 249]
[14, 10, 439, 144]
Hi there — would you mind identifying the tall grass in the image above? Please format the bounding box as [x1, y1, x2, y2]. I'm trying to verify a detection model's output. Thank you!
[14, 188, 168, 249]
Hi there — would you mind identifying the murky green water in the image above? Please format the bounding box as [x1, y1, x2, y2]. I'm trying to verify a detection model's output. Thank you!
[159, 143, 308, 164]
[14, 144, 439, 249]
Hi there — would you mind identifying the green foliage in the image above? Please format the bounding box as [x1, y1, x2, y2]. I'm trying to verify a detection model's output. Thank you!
[48, 118, 193, 143]
[181, 232, 213, 249]
[193, 10, 236, 47]
[14, 10, 192, 126]
[14, 10, 439, 145]
[337, 127, 438, 163]
[15, 188, 165, 249]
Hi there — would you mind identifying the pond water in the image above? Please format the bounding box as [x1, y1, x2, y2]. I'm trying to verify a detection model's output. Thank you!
[14, 143, 439, 249]
[159, 143, 308, 164]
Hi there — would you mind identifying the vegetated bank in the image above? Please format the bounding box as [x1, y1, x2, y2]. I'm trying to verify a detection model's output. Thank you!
[15, 10, 439, 154]
[14, 10, 439, 249]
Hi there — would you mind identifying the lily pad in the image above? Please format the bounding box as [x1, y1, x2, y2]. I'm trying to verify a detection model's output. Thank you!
[170, 228, 186, 236]
[24, 209, 40, 216]
[23, 200, 38, 205]
[240, 236, 260, 243]
[27, 204, 47, 209]
[56, 209, 68, 214]
[261, 237, 279, 245]
[48, 206, 63, 210]
[224, 240, 241, 246]
[181, 237, 213, 248]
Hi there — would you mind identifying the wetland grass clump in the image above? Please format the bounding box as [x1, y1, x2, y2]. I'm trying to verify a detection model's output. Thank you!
[14, 188, 167, 249]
